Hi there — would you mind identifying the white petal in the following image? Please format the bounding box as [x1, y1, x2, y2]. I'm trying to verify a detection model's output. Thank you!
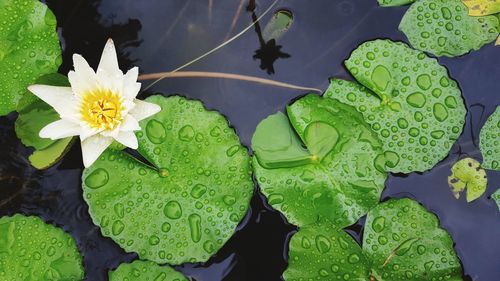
[120, 115, 140, 131]
[113, 131, 138, 149]
[39, 119, 81, 140]
[129, 100, 161, 122]
[81, 135, 113, 167]
[69, 54, 98, 96]
[122, 67, 141, 99]
[79, 125, 101, 141]
[97, 39, 122, 78]
[27, 85, 79, 120]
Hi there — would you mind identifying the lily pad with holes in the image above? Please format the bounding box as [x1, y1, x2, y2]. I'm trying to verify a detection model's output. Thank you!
[462, 0, 500, 16]
[0, 0, 62, 116]
[252, 94, 386, 228]
[285, 198, 462, 281]
[399, 0, 499, 57]
[479, 106, 500, 170]
[378, 0, 415, 7]
[109, 260, 188, 281]
[332, 39, 466, 173]
[0, 214, 83, 280]
[15, 73, 75, 169]
[82, 95, 253, 265]
[448, 158, 487, 202]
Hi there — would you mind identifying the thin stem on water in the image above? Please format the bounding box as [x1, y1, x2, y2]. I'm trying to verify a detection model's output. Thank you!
[138, 71, 322, 93]
[142, 0, 280, 91]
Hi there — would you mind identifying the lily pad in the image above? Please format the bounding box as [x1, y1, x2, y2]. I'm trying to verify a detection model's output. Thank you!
[82, 95, 253, 265]
[378, 0, 415, 7]
[448, 158, 487, 202]
[0, 0, 62, 116]
[109, 260, 188, 281]
[491, 189, 500, 211]
[479, 106, 500, 170]
[462, 0, 500, 16]
[0, 214, 83, 280]
[285, 198, 462, 281]
[332, 39, 466, 173]
[252, 94, 386, 228]
[399, 0, 499, 57]
[15, 73, 74, 169]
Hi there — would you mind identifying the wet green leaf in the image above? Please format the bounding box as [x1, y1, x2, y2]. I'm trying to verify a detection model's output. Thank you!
[252, 94, 386, 228]
[479, 106, 500, 170]
[399, 0, 499, 57]
[82, 95, 253, 265]
[0, 214, 83, 280]
[491, 189, 500, 211]
[448, 158, 487, 202]
[378, 0, 415, 7]
[0, 0, 62, 115]
[109, 260, 188, 281]
[331, 39, 466, 173]
[462, 0, 500, 16]
[285, 198, 462, 281]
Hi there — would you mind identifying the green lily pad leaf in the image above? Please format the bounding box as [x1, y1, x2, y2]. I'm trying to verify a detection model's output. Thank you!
[399, 0, 499, 57]
[109, 260, 188, 281]
[333, 39, 466, 173]
[479, 106, 500, 170]
[252, 94, 386, 228]
[378, 0, 415, 7]
[262, 9, 293, 42]
[0, 0, 62, 116]
[462, 0, 500, 16]
[448, 158, 487, 202]
[82, 95, 253, 265]
[0, 214, 83, 280]
[491, 189, 500, 211]
[285, 198, 462, 281]
[29, 137, 75, 170]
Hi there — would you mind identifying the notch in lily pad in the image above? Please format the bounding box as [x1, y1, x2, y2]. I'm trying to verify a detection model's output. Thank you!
[448, 158, 487, 202]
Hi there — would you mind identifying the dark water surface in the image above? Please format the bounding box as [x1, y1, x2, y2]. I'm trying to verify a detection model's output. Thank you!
[0, 0, 499, 280]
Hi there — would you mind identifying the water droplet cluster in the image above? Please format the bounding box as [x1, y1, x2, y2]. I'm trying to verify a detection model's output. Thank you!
[0, 0, 62, 115]
[109, 260, 187, 281]
[399, 0, 499, 57]
[284, 199, 462, 280]
[479, 106, 500, 171]
[253, 94, 386, 228]
[0, 214, 83, 280]
[328, 39, 466, 173]
[83, 95, 254, 265]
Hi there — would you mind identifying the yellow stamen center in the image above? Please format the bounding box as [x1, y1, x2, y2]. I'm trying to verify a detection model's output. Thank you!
[81, 89, 123, 130]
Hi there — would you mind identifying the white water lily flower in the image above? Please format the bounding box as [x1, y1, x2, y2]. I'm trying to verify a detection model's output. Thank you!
[28, 39, 161, 167]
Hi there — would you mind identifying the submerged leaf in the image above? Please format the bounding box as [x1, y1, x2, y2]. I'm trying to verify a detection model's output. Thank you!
[0, 214, 83, 280]
[378, 0, 416, 7]
[252, 94, 386, 228]
[262, 9, 293, 42]
[462, 0, 500, 16]
[83, 95, 253, 265]
[448, 158, 488, 202]
[109, 260, 187, 281]
[285, 198, 462, 281]
[479, 106, 500, 170]
[399, 0, 499, 57]
[333, 39, 466, 173]
[0, 0, 62, 115]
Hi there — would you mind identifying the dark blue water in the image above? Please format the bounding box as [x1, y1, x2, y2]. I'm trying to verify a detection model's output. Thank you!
[0, 0, 499, 280]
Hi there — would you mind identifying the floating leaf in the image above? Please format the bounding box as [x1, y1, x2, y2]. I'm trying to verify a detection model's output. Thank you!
[0, 0, 62, 115]
[479, 106, 500, 170]
[491, 189, 500, 211]
[399, 0, 499, 57]
[332, 39, 466, 173]
[462, 0, 500, 16]
[252, 94, 386, 228]
[285, 198, 462, 281]
[0, 214, 83, 280]
[448, 158, 487, 202]
[262, 9, 294, 42]
[15, 73, 74, 169]
[83, 95, 253, 265]
[109, 260, 187, 281]
[378, 0, 416, 7]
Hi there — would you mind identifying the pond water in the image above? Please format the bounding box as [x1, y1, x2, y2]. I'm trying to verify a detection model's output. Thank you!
[0, 0, 499, 280]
